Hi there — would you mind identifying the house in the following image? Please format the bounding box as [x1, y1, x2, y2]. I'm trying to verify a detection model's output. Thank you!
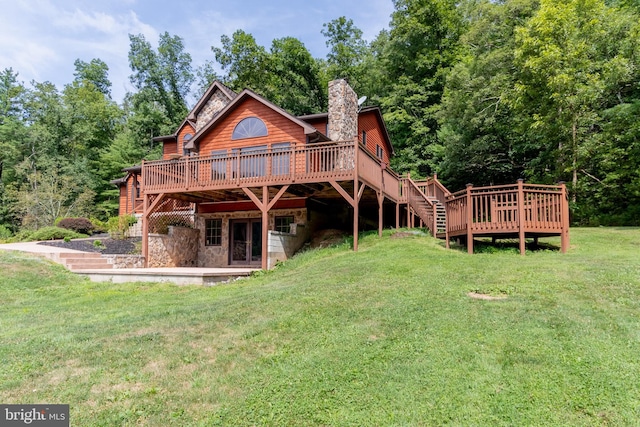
[113, 79, 570, 270]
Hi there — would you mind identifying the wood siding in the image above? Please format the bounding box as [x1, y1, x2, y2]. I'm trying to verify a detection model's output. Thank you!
[162, 140, 178, 159]
[358, 110, 390, 164]
[198, 98, 308, 154]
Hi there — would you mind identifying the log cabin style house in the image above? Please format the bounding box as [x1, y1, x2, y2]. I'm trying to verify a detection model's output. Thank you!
[113, 79, 570, 270]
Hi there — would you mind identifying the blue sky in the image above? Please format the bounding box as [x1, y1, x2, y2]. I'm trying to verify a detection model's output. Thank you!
[0, 0, 394, 103]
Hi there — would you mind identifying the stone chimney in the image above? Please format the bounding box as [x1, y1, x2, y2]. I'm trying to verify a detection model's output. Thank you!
[328, 79, 358, 142]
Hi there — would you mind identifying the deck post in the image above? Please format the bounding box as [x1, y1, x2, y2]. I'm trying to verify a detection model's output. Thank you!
[560, 181, 570, 253]
[353, 137, 359, 252]
[378, 191, 384, 237]
[262, 186, 269, 270]
[517, 179, 526, 255]
[466, 184, 473, 254]
[396, 202, 400, 229]
[142, 193, 149, 268]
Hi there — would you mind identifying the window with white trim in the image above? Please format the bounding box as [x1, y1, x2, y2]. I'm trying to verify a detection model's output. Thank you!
[205, 218, 222, 246]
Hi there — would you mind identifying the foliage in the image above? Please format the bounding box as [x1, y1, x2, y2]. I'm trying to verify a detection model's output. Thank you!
[0, 224, 12, 240]
[2, 228, 640, 425]
[57, 217, 95, 235]
[13, 226, 87, 241]
[382, 0, 464, 177]
[207, 31, 326, 115]
[106, 214, 138, 240]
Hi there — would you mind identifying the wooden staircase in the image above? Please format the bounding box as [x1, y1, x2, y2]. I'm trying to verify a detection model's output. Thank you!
[404, 177, 449, 239]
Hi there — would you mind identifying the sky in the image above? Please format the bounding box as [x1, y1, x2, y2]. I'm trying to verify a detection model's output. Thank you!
[0, 0, 395, 104]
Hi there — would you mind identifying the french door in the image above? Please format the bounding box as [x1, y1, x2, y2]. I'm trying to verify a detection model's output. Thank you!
[230, 219, 262, 265]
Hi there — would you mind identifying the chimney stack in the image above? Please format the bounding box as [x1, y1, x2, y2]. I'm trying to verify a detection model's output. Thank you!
[328, 79, 358, 142]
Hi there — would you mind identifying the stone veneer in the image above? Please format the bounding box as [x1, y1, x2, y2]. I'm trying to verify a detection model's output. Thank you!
[148, 226, 200, 267]
[104, 254, 145, 269]
[196, 90, 231, 132]
[197, 208, 308, 268]
[328, 79, 358, 142]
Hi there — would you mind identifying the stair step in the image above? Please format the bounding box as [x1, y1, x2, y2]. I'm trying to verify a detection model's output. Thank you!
[66, 261, 112, 270]
[58, 252, 104, 259]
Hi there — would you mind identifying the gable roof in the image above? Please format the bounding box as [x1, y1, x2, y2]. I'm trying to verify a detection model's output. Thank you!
[191, 88, 330, 145]
[186, 81, 237, 122]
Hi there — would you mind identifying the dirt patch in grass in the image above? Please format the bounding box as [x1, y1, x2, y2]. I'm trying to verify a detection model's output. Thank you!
[467, 292, 508, 301]
[309, 229, 349, 248]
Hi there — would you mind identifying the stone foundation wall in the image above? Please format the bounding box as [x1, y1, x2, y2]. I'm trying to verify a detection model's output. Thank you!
[197, 208, 308, 268]
[104, 254, 145, 269]
[148, 226, 200, 267]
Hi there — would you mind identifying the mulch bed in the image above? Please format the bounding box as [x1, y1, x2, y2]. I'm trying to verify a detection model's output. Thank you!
[38, 237, 141, 255]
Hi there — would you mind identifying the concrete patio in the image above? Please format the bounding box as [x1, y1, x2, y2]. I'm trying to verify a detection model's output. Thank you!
[0, 242, 259, 285]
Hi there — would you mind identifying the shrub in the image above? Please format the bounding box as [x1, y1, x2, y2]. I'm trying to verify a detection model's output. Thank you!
[0, 225, 13, 241]
[58, 217, 95, 235]
[27, 227, 86, 241]
[93, 239, 104, 248]
[107, 215, 138, 239]
[90, 217, 107, 233]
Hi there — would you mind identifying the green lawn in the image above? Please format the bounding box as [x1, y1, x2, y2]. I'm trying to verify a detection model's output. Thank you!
[1, 228, 639, 426]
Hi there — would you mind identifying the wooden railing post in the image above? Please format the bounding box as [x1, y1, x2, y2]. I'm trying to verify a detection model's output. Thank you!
[432, 204, 437, 238]
[466, 183, 473, 254]
[560, 181, 570, 253]
[353, 136, 359, 252]
[236, 150, 241, 186]
[517, 179, 526, 255]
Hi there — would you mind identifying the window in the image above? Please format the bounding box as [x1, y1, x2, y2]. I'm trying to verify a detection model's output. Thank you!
[211, 149, 227, 180]
[232, 145, 268, 178]
[183, 133, 193, 156]
[275, 216, 294, 233]
[205, 219, 222, 246]
[232, 117, 268, 140]
[272, 143, 291, 176]
[362, 130, 367, 145]
[376, 144, 383, 160]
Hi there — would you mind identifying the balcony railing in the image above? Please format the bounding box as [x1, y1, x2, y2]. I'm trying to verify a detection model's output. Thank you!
[142, 140, 358, 194]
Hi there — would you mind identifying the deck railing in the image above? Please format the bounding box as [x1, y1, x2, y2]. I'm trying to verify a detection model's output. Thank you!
[446, 180, 567, 236]
[142, 140, 358, 193]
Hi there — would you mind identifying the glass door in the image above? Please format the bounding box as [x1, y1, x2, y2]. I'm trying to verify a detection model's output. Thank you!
[230, 219, 262, 265]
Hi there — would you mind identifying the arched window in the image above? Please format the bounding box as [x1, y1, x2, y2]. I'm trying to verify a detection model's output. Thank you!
[232, 117, 268, 140]
[183, 133, 194, 155]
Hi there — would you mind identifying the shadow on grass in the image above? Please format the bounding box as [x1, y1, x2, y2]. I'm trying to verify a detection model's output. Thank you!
[449, 238, 561, 254]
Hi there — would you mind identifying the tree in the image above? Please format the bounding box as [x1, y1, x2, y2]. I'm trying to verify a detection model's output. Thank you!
[208, 31, 326, 114]
[321, 17, 368, 84]
[381, 0, 464, 176]
[513, 0, 639, 204]
[438, 0, 540, 189]
[128, 32, 194, 131]
[211, 30, 270, 92]
[73, 58, 112, 98]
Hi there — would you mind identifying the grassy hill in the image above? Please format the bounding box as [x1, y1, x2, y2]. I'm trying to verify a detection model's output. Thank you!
[1, 228, 639, 426]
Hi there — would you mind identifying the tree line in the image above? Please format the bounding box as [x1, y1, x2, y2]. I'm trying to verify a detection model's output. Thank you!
[1, 0, 639, 236]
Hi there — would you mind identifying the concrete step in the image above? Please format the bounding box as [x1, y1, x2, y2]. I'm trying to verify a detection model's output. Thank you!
[58, 252, 104, 259]
[58, 252, 112, 271]
[66, 260, 113, 270]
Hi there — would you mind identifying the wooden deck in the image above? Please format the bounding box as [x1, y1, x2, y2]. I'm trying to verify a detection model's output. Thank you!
[140, 142, 569, 261]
